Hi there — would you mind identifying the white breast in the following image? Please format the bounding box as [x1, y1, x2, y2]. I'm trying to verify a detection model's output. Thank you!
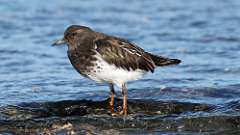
[86, 53, 145, 87]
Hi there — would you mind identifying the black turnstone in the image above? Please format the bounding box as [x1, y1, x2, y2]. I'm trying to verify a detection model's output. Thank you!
[52, 25, 181, 116]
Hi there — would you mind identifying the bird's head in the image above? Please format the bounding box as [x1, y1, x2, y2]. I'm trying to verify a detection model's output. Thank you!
[52, 25, 93, 46]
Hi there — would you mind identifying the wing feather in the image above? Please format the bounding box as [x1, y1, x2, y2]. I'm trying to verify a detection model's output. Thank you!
[94, 37, 156, 72]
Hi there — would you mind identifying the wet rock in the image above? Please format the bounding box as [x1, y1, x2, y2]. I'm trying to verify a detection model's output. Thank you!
[0, 99, 239, 134]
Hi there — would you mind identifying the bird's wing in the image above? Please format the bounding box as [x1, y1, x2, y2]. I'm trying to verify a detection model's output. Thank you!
[94, 37, 156, 72]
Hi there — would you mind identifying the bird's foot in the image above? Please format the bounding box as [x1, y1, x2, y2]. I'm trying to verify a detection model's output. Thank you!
[108, 105, 115, 114]
[110, 108, 127, 117]
[111, 112, 125, 117]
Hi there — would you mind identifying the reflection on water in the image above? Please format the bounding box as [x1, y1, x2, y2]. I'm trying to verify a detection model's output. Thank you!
[0, 0, 240, 134]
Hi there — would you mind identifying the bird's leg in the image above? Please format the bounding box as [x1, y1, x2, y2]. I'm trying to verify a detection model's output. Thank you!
[120, 83, 128, 116]
[109, 83, 115, 113]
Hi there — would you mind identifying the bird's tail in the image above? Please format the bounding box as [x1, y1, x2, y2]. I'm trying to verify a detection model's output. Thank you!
[148, 53, 181, 66]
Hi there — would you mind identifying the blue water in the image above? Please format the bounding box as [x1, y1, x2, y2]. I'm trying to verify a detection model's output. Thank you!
[0, 0, 240, 134]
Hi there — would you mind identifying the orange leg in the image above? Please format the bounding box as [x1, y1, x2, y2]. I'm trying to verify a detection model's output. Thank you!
[109, 83, 115, 113]
[121, 83, 128, 116]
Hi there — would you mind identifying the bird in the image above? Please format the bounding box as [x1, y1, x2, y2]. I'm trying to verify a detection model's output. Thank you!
[52, 25, 181, 116]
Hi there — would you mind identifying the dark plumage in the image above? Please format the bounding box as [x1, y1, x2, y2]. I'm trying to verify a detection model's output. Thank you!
[52, 25, 181, 116]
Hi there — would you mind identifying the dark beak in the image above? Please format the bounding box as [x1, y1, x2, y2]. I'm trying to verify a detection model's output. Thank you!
[52, 38, 66, 46]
